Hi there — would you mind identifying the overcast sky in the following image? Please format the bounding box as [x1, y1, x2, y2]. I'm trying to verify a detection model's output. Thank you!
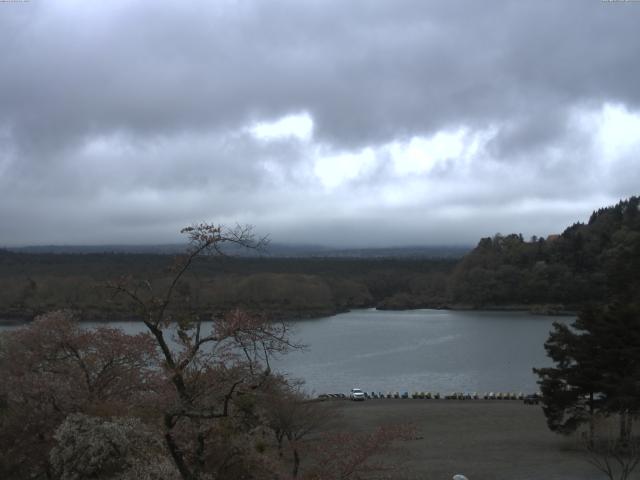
[1, 0, 639, 247]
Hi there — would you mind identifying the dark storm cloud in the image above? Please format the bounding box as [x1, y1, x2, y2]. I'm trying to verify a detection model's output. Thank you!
[0, 0, 639, 245]
[3, 0, 637, 153]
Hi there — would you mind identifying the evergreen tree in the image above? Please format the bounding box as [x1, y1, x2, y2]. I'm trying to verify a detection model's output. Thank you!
[535, 302, 640, 443]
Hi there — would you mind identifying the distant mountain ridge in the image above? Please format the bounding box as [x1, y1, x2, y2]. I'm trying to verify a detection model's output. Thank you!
[6, 243, 471, 259]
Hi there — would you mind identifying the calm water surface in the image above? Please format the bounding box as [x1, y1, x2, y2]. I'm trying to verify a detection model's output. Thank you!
[1, 309, 571, 395]
[275, 309, 571, 395]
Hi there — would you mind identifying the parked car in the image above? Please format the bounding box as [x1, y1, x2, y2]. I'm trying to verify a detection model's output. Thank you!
[524, 394, 540, 405]
[349, 388, 366, 401]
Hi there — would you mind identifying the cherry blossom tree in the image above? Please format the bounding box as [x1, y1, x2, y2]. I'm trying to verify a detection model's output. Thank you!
[108, 224, 298, 480]
[50, 413, 180, 480]
[0, 311, 161, 479]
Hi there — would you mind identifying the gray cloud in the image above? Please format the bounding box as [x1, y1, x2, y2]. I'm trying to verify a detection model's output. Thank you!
[0, 0, 639, 246]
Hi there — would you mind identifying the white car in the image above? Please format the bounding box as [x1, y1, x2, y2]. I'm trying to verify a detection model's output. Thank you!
[349, 388, 366, 401]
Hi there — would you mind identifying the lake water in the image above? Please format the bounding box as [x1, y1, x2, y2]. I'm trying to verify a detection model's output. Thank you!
[1, 309, 571, 395]
[277, 309, 570, 395]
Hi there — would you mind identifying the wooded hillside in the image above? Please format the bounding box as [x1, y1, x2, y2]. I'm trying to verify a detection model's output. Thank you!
[448, 196, 640, 310]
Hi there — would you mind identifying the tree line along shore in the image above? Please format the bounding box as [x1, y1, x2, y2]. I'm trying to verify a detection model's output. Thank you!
[1, 196, 638, 323]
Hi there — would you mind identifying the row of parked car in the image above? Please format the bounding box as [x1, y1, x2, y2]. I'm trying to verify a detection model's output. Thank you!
[445, 392, 530, 400]
[320, 389, 541, 404]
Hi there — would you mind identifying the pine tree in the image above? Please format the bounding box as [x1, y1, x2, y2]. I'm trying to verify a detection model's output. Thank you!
[534, 302, 640, 444]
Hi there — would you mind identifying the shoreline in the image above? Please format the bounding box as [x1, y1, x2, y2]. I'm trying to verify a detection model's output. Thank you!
[375, 303, 577, 316]
[0, 304, 577, 327]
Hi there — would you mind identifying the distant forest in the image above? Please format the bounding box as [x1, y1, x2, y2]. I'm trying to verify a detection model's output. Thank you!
[1, 196, 638, 321]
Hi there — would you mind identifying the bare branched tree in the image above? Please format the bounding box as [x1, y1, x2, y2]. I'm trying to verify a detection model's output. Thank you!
[582, 417, 640, 480]
[107, 224, 299, 480]
[261, 379, 331, 478]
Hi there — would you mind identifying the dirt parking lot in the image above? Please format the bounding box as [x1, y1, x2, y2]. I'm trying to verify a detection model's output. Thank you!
[330, 399, 606, 480]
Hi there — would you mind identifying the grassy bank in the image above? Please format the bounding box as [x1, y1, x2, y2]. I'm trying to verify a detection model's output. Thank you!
[326, 399, 602, 480]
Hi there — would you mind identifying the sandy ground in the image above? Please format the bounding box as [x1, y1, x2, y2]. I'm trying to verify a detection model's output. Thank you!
[326, 399, 608, 480]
